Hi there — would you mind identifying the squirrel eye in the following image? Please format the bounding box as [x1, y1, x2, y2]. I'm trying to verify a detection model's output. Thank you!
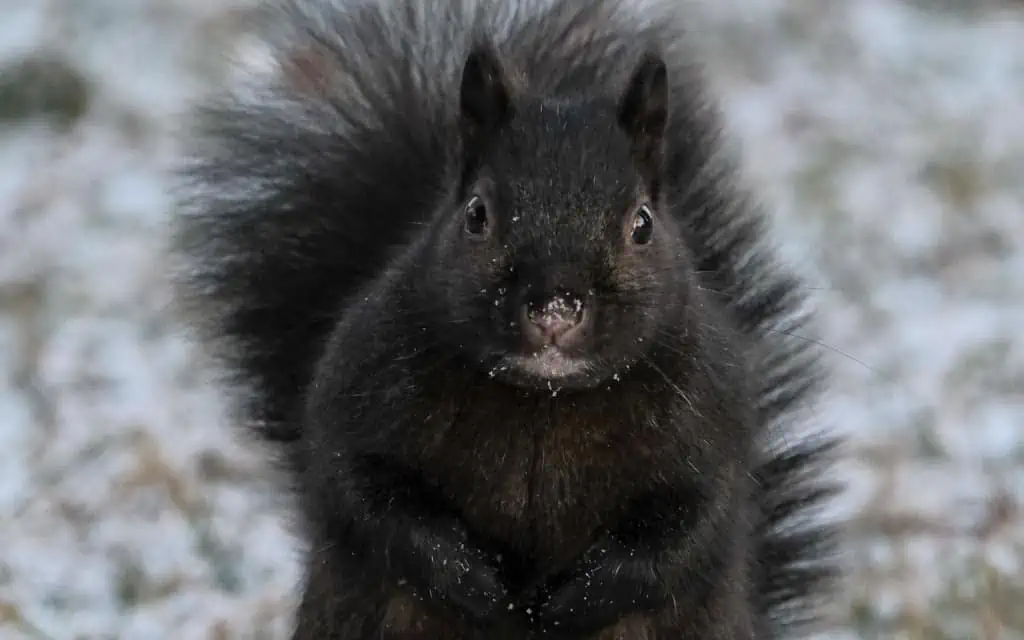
[630, 204, 654, 245]
[464, 195, 489, 236]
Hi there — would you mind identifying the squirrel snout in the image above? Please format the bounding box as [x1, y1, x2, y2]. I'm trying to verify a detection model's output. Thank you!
[521, 294, 588, 349]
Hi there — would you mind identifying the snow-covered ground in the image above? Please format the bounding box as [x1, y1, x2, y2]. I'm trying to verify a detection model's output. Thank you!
[1, 0, 1021, 638]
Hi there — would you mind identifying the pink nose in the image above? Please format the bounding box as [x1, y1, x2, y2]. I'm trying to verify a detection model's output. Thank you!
[522, 295, 586, 348]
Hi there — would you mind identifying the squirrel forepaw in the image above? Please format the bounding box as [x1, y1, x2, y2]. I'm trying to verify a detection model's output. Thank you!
[424, 541, 511, 624]
[531, 536, 667, 633]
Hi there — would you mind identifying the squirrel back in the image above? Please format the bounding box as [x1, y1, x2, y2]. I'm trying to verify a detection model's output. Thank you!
[171, 0, 842, 637]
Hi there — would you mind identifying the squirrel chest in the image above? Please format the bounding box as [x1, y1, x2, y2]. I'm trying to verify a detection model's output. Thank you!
[397, 375, 672, 567]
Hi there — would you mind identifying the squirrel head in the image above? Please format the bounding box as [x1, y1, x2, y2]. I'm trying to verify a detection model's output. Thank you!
[418, 42, 692, 391]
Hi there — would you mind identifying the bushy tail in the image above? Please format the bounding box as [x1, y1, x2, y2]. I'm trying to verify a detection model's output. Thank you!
[752, 434, 843, 637]
[168, 0, 462, 445]
[674, 148, 844, 634]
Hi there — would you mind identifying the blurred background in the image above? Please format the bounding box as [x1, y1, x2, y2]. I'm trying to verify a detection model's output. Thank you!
[1, 0, 1021, 638]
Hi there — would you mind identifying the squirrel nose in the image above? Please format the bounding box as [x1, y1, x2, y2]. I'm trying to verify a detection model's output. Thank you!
[521, 294, 587, 348]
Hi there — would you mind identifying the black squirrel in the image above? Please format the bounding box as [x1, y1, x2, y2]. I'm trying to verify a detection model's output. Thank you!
[170, 0, 843, 637]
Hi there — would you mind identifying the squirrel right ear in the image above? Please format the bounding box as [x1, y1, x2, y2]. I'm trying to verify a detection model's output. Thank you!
[618, 52, 669, 175]
[459, 42, 511, 140]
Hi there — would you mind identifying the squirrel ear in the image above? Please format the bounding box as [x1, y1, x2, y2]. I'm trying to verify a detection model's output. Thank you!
[618, 52, 669, 167]
[459, 42, 511, 139]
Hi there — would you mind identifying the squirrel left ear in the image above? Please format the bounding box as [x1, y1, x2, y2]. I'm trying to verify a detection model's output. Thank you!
[618, 52, 669, 180]
[459, 41, 512, 142]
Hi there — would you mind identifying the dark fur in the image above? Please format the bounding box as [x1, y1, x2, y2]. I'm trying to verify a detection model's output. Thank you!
[170, 0, 843, 637]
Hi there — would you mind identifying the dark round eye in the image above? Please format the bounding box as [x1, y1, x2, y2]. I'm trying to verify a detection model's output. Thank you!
[464, 195, 489, 236]
[630, 205, 654, 245]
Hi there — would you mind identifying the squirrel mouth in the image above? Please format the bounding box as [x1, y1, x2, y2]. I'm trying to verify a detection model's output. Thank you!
[502, 345, 591, 380]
